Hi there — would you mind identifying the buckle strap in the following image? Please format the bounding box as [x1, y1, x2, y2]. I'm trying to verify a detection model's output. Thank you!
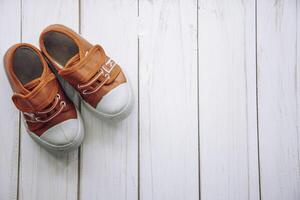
[12, 74, 59, 112]
[23, 93, 66, 123]
[77, 57, 116, 95]
[59, 45, 121, 93]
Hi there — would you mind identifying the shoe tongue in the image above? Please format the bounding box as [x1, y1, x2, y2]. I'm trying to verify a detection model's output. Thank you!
[12, 73, 59, 112]
[24, 78, 41, 92]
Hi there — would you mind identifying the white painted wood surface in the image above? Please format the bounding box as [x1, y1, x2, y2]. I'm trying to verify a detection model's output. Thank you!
[138, 0, 199, 200]
[198, 1, 260, 200]
[257, 0, 300, 199]
[80, 1, 138, 200]
[19, 1, 79, 200]
[0, 0, 299, 200]
[0, 1, 20, 200]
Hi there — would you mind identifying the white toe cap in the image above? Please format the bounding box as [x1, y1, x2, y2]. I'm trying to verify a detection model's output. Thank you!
[96, 82, 130, 116]
[40, 118, 80, 146]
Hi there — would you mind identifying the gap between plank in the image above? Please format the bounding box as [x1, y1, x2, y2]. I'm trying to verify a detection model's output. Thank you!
[137, 1, 141, 200]
[295, 0, 300, 185]
[255, 0, 262, 199]
[16, 0, 23, 199]
[196, 0, 201, 200]
[77, 1, 82, 200]
[137, 37, 140, 200]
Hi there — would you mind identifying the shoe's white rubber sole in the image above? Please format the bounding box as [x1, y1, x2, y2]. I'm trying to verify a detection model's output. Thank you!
[22, 109, 85, 153]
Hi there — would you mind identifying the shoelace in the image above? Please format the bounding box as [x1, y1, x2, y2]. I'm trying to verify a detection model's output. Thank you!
[77, 57, 116, 95]
[23, 93, 66, 123]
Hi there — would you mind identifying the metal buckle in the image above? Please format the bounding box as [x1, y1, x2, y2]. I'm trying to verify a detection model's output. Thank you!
[101, 57, 116, 74]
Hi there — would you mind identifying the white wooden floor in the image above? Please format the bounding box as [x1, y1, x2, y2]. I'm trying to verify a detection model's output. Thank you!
[0, 0, 299, 200]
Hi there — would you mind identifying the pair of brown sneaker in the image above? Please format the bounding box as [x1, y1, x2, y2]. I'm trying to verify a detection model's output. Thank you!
[4, 24, 133, 152]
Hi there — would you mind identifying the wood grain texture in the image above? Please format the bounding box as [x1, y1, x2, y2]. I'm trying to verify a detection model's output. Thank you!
[80, 0, 138, 200]
[257, 0, 300, 199]
[198, 1, 260, 199]
[0, 1, 21, 199]
[18, 1, 79, 200]
[1, 1, 300, 199]
[139, 0, 199, 199]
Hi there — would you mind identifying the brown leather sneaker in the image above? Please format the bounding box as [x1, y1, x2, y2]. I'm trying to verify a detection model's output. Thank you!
[39, 24, 133, 120]
[4, 43, 84, 152]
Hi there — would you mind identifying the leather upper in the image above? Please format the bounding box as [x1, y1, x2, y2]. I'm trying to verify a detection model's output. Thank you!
[39, 24, 127, 108]
[4, 43, 77, 136]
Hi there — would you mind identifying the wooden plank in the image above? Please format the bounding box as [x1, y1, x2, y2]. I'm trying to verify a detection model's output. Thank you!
[257, 0, 300, 199]
[80, 1, 138, 200]
[198, 1, 260, 199]
[18, 1, 79, 200]
[139, 1, 199, 199]
[298, 0, 300, 189]
[0, 0, 21, 199]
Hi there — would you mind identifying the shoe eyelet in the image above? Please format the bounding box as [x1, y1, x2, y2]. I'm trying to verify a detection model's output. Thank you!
[60, 101, 66, 107]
